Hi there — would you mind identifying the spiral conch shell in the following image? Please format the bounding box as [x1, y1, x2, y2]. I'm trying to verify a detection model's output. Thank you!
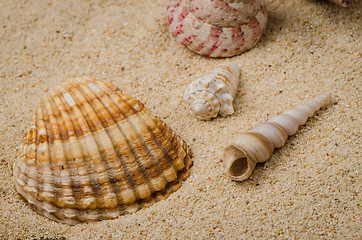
[166, 0, 268, 57]
[184, 62, 240, 120]
[223, 93, 330, 181]
[13, 77, 193, 225]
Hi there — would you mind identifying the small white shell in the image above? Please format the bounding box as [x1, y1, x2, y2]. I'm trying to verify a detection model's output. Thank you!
[184, 62, 240, 120]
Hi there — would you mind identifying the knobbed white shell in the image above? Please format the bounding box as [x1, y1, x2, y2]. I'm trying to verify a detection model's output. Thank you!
[13, 77, 193, 225]
[166, 0, 267, 57]
[223, 93, 330, 181]
[184, 62, 240, 120]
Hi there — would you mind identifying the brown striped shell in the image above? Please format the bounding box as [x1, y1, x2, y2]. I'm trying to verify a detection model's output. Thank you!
[13, 77, 193, 225]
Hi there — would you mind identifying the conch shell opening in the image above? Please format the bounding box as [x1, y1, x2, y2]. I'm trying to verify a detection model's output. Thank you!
[224, 148, 250, 178]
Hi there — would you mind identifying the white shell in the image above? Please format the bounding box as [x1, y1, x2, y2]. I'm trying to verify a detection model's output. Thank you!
[184, 62, 240, 120]
[223, 92, 330, 181]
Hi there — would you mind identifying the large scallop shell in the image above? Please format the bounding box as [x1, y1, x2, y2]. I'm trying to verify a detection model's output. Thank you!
[166, 0, 267, 57]
[13, 77, 193, 225]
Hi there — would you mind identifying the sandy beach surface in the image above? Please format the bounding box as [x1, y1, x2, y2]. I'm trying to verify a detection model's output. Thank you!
[0, 0, 361, 239]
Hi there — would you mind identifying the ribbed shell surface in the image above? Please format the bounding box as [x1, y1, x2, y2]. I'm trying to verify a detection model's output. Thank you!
[166, 0, 267, 57]
[13, 77, 193, 225]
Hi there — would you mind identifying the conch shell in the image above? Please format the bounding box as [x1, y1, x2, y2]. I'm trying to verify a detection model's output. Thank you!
[223, 93, 330, 181]
[184, 62, 240, 120]
[328, 0, 349, 7]
[13, 77, 193, 225]
[166, 0, 268, 58]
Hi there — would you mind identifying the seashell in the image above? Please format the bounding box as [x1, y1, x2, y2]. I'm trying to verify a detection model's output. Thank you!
[166, 0, 267, 58]
[13, 77, 193, 225]
[327, 0, 349, 7]
[184, 62, 240, 120]
[223, 93, 330, 181]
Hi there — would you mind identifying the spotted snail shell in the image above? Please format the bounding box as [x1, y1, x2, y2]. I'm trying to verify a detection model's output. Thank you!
[223, 93, 330, 181]
[166, 0, 268, 58]
[184, 62, 240, 120]
[13, 77, 193, 225]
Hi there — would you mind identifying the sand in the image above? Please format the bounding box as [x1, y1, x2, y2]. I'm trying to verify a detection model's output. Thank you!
[0, 0, 361, 239]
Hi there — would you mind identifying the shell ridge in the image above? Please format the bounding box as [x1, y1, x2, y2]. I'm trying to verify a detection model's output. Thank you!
[186, 88, 223, 99]
[74, 81, 150, 217]
[68, 82, 130, 213]
[79, 80, 149, 194]
[14, 105, 39, 210]
[214, 68, 239, 94]
[47, 95, 78, 205]
[115, 91, 185, 174]
[46, 94, 92, 222]
[132, 111, 185, 181]
[21, 108, 40, 177]
[53, 88, 103, 221]
[157, 120, 192, 181]
[91, 80, 172, 192]
[39, 97, 62, 207]
[98, 80, 191, 194]
[80, 79, 158, 204]
[212, 74, 234, 93]
[135, 118, 191, 197]
[58, 82, 129, 221]
[112, 110, 173, 189]
[22, 114, 37, 160]
[93, 79, 192, 209]
[21, 100, 69, 221]
[154, 117, 192, 173]
[53, 90, 100, 214]
[33, 103, 49, 203]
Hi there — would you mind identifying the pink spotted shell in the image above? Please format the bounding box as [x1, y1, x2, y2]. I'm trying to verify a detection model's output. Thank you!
[166, 0, 267, 58]
[328, 0, 349, 7]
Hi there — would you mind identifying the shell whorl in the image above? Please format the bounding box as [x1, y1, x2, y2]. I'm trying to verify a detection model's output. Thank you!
[328, 0, 349, 7]
[14, 77, 193, 225]
[184, 62, 240, 120]
[166, 0, 267, 57]
[186, 0, 264, 28]
[223, 92, 330, 181]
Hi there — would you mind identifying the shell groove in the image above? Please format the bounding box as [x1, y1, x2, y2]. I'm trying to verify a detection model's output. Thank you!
[166, 0, 267, 57]
[223, 93, 330, 181]
[184, 62, 240, 120]
[14, 77, 193, 225]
